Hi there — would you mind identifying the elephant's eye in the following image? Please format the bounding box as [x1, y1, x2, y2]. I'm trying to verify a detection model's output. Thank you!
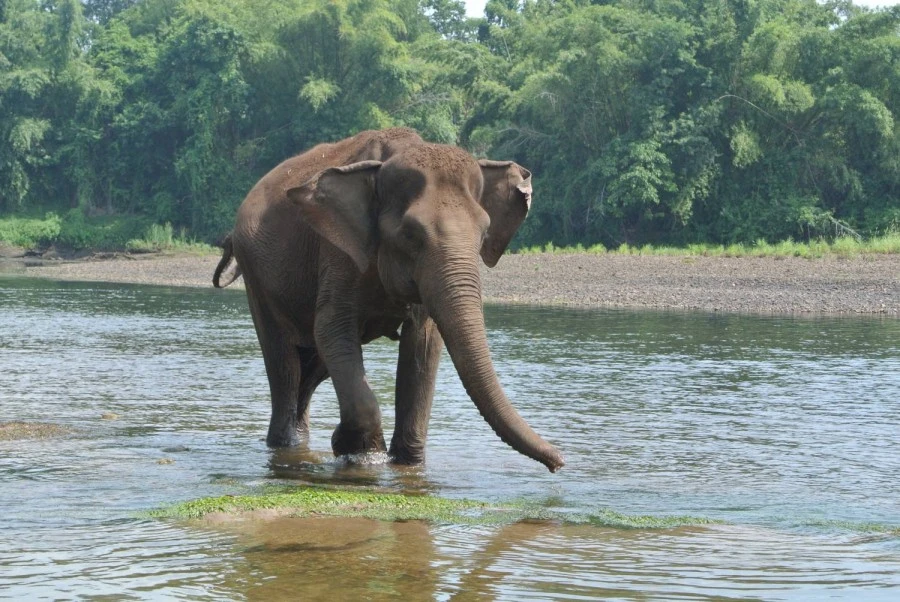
[397, 218, 425, 251]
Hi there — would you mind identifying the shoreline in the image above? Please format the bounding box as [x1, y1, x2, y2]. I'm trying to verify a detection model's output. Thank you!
[5, 250, 899, 315]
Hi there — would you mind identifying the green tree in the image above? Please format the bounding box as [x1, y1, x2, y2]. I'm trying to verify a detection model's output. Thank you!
[1, 0, 897, 248]
[82, 0, 142, 25]
[0, 0, 53, 210]
[700, 3, 900, 242]
[473, 1, 718, 245]
[0, 0, 113, 213]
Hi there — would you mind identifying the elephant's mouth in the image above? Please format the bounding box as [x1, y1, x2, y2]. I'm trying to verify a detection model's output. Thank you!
[408, 279, 422, 304]
[387, 276, 421, 304]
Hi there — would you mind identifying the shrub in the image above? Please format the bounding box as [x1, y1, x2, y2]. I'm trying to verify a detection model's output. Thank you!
[0, 213, 63, 248]
[56, 209, 149, 250]
[126, 222, 217, 253]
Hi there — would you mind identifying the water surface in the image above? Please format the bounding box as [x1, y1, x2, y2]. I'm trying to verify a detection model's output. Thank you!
[1, 277, 898, 599]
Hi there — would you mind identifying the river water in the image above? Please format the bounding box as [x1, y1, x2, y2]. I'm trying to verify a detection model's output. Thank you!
[1, 276, 898, 600]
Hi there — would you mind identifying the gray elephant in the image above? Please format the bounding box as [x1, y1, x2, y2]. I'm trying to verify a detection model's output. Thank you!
[213, 128, 563, 472]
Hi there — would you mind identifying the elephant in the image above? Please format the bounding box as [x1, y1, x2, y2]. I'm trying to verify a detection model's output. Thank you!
[213, 128, 563, 472]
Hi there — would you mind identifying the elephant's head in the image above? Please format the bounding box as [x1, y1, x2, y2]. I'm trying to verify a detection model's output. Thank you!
[285, 143, 564, 472]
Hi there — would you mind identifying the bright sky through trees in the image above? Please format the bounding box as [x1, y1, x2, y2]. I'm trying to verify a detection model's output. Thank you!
[462, 0, 900, 14]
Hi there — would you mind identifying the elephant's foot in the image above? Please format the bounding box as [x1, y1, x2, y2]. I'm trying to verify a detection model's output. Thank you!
[388, 436, 425, 465]
[331, 423, 387, 456]
[267, 431, 300, 448]
[266, 424, 306, 448]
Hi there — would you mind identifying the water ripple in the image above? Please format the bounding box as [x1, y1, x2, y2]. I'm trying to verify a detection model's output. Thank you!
[1, 278, 899, 599]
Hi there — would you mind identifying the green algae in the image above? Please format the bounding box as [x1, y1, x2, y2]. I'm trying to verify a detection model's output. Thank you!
[0, 421, 72, 441]
[802, 519, 900, 536]
[582, 508, 723, 529]
[149, 487, 490, 523]
[148, 485, 721, 529]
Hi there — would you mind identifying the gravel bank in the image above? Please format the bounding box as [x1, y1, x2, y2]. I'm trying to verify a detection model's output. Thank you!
[13, 251, 900, 315]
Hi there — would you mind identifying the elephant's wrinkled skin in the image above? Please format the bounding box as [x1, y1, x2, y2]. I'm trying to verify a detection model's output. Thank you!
[214, 128, 563, 472]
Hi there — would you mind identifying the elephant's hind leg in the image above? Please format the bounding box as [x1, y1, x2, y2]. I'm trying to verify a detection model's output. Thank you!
[259, 334, 304, 447]
[246, 289, 305, 447]
[296, 348, 328, 438]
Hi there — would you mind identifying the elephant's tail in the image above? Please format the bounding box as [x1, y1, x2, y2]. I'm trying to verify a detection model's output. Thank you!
[213, 233, 242, 288]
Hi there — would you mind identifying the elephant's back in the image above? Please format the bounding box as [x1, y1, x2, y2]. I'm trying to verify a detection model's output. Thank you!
[238, 127, 423, 217]
[233, 127, 426, 256]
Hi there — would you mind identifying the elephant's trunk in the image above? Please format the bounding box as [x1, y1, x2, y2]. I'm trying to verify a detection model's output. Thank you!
[421, 255, 564, 472]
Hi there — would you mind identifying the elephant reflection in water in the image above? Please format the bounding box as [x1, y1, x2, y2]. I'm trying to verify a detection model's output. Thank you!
[212, 512, 561, 599]
[215, 516, 436, 597]
[214, 128, 563, 472]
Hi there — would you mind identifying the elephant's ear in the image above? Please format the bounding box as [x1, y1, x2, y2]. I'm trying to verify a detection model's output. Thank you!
[477, 160, 532, 267]
[286, 160, 382, 273]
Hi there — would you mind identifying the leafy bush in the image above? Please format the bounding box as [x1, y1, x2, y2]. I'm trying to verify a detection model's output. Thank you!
[56, 209, 149, 250]
[0, 213, 63, 248]
[126, 222, 217, 253]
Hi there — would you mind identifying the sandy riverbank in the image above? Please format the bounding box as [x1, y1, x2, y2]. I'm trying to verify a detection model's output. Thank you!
[8, 249, 899, 315]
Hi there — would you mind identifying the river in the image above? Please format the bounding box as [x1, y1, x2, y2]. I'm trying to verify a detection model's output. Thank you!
[1, 277, 898, 600]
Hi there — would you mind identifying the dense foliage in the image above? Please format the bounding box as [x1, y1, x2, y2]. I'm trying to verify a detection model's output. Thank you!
[1, 0, 898, 249]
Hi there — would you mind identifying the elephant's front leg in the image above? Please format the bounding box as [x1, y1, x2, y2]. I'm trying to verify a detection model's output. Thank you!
[390, 307, 444, 464]
[314, 306, 387, 456]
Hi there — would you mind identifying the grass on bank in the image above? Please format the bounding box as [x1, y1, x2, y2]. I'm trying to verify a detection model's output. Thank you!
[515, 233, 900, 258]
[148, 485, 721, 529]
[0, 212, 216, 254]
[124, 222, 217, 254]
[4, 211, 898, 258]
